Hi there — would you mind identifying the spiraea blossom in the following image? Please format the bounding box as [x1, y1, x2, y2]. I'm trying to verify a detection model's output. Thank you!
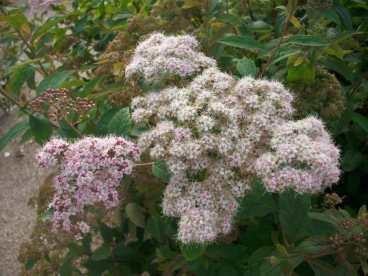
[126, 34, 340, 244]
[256, 117, 340, 194]
[125, 33, 216, 82]
[37, 136, 140, 239]
[130, 67, 296, 243]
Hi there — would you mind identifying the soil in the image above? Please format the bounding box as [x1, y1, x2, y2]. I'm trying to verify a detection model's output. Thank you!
[0, 109, 52, 275]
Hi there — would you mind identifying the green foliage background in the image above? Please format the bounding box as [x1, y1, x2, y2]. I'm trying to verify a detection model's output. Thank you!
[1, 0, 368, 275]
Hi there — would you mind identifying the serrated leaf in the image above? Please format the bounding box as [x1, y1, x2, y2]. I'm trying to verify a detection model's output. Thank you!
[113, 242, 135, 257]
[295, 236, 331, 254]
[0, 120, 29, 151]
[237, 59, 256, 77]
[219, 35, 266, 51]
[181, 244, 207, 261]
[107, 107, 131, 137]
[29, 115, 53, 145]
[95, 107, 119, 136]
[279, 190, 311, 242]
[2, 14, 27, 29]
[236, 186, 278, 220]
[25, 259, 37, 270]
[91, 244, 111, 261]
[152, 160, 171, 182]
[309, 209, 342, 226]
[333, 261, 359, 276]
[36, 71, 74, 96]
[342, 149, 363, 171]
[92, 83, 129, 99]
[125, 203, 145, 228]
[31, 15, 68, 42]
[261, 47, 300, 66]
[283, 35, 329, 47]
[280, 259, 293, 276]
[318, 59, 354, 83]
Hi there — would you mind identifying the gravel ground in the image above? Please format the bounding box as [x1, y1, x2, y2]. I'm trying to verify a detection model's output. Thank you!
[0, 109, 52, 275]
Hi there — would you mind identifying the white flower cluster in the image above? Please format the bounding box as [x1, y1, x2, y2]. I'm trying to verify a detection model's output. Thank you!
[256, 117, 340, 194]
[131, 67, 295, 243]
[125, 33, 216, 82]
[126, 34, 340, 244]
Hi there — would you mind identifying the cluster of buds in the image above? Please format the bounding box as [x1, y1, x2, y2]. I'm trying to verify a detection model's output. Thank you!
[36, 136, 140, 239]
[125, 33, 216, 82]
[28, 88, 95, 123]
[126, 34, 341, 244]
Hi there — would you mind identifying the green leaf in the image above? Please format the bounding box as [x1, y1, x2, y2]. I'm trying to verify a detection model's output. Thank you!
[342, 149, 363, 171]
[261, 47, 300, 66]
[308, 259, 334, 276]
[333, 261, 359, 276]
[318, 59, 354, 83]
[309, 209, 342, 226]
[312, 8, 340, 24]
[219, 35, 266, 51]
[216, 14, 242, 26]
[276, 244, 288, 256]
[237, 59, 256, 77]
[31, 15, 68, 42]
[295, 236, 331, 254]
[91, 244, 111, 261]
[36, 71, 74, 96]
[0, 120, 30, 151]
[181, 244, 207, 261]
[92, 83, 129, 99]
[25, 258, 37, 270]
[280, 259, 293, 276]
[6, 66, 37, 97]
[125, 203, 145, 228]
[275, 12, 286, 37]
[29, 115, 53, 145]
[95, 107, 119, 136]
[36, 209, 54, 221]
[75, 14, 88, 35]
[113, 242, 135, 258]
[146, 216, 161, 242]
[107, 107, 131, 137]
[283, 35, 329, 47]
[249, 20, 271, 32]
[98, 221, 113, 243]
[67, 242, 86, 257]
[236, 186, 278, 220]
[2, 14, 27, 29]
[130, 123, 149, 137]
[57, 119, 79, 139]
[152, 160, 171, 182]
[352, 113, 368, 133]
[287, 59, 315, 84]
[60, 262, 73, 276]
[332, 0, 353, 31]
[279, 190, 311, 242]
[219, 262, 238, 275]
[248, 246, 275, 269]
[83, 258, 114, 274]
[358, 205, 366, 217]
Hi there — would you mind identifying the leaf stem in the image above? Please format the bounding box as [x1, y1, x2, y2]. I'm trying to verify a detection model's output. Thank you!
[0, 5, 49, 76]
[62, 116, 84, 138]
[258, 0, 296, 79]
[134, 162, 154, 167]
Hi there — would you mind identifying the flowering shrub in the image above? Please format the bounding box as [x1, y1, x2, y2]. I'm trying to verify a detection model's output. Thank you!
[37, 136, 140, 239]
[128, 34, 340, 244]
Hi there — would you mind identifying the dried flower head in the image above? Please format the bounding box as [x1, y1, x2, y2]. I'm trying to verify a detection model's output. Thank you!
[36, 136, 140, 239]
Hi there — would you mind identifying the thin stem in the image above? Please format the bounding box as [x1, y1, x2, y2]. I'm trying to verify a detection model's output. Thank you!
[0, 87, 22, 107]
[258, 0, 296, 79]
[0, 6, 49, 76]
[134, 162, 154, 167]
[62, 116, 84, 138]
[347, 72, 368, 101]
[245, 0, 255, 21]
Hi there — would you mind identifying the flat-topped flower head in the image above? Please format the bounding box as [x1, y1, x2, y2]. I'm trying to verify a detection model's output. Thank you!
[37, 136, 140, 239]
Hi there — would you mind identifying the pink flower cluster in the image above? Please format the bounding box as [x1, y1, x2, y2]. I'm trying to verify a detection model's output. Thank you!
[256, 117, 340, 194]
[37, 136, 140, 239]
[125, 33, 216, 82]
